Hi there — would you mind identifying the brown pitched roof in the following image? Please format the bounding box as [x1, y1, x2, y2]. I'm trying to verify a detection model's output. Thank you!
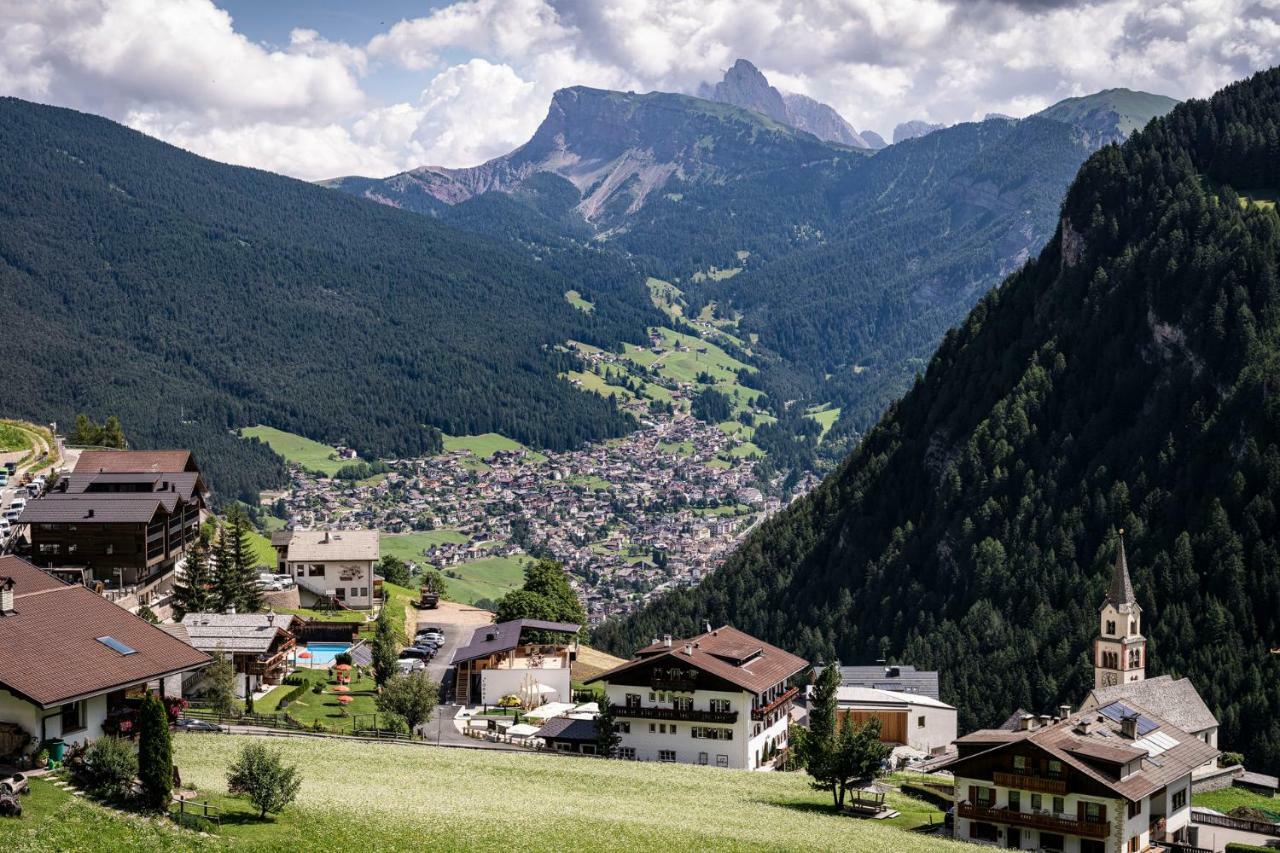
[587, 625, 808, 694]
[944, 697, 1218, 802]
[0, 556, 211, 707]
[74, 450, 196, 475]
[18, 494, 175, 524]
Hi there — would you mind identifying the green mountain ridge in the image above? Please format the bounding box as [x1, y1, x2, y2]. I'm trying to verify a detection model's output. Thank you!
[595, 68, 1280, 772]
[0, 97, 658, 500]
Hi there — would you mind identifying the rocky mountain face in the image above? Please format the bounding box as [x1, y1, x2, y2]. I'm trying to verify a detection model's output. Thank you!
[1035, 87, 1181, 147]
[782, 92, 872, 148]
[893, 119, 946, 143]
[702, 58, 790, 124]
[860, 129, 888, 149]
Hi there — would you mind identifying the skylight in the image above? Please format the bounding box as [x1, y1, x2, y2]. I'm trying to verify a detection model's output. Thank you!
[96, 636, 136, 655]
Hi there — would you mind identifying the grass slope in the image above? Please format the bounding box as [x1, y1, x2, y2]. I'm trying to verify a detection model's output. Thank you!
[440, 554, 530, 605]
[380, 530, 470, 564]
[240, 426, 353, 476]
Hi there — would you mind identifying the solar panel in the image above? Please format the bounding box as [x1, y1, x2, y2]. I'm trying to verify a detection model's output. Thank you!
[1096, 701, 1160, 736]
[96, 635, 137, 655]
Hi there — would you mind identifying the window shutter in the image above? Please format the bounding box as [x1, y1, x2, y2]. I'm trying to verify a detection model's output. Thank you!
[1098, 804, 1106, 822]
[969, 785, 977, 804]
[1077, 802, 1085, 822]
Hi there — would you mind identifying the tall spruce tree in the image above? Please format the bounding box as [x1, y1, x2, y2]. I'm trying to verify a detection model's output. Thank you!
[371, 605, 399, 688]
[799, 664, 841, 808]
[172, 540, 215, 618]
[211, 526, 237, 613]
[137, 693, 172, 810]
[229, 509, 263, 613]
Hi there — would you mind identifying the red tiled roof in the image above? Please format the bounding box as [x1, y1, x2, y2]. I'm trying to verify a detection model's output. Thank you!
[0, 556, 210, 707]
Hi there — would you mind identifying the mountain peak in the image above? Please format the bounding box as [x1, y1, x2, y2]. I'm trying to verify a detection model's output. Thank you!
[893, 120, 945, 143]
[709, 58, 789, 124]
[1035, 87, 1179, 145]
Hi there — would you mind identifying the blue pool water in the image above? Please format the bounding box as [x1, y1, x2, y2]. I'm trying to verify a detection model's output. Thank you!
[302, 642, 351, 666]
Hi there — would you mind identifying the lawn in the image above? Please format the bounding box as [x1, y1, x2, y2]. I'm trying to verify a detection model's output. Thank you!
[244, 527, 276, 569]
[0, 422, 33, 452]
[804, 404, 842, 440]
[380, 530, 470, 564]
[123, 734, 959, 852]
[240, 426, 356, 476]
[564, 289, 594, 312]
[255, 668, 383, 733]
[442, 433, 545, 463]
[439, 554, 530, 605]
[564, 370, 639, 403]
[1193, 785, 1280, 820]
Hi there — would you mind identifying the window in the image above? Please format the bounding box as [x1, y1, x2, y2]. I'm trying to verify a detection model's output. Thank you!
[615, 722, 630, 734]
[709, 698, 731, 714]
[659, 724, 666, 734]
[618, 748, 636, 760]
[1048, 759, 1062, 775]
[38, 544, 60, 555]
[1052, 796, 1065, 815]
[308, 564, 325, 577]
[1172, 788, 1187, 810]
[673, 696, 693, 711]
[1007, 791, 1020, 811]
[1030, 794, 1042, 812]
[917, 714, 926, 728]
[61, 700, 84, 733]
[670, 725, 677, 735]
[359, 587, 368, 598]
[625, 693, 641, 709]
[973, 787, 995, 808]
[716, 754, 728, 767]
[1128, 836, 1140, 853]
[649, 692, 655, 701]
[1039, 832, 1064, 852]
[698, 752, 709, 765]
[96, 636, 137, 656]
[1083, 802, 1106, 823]
[1013, 755, 1026, 771]
[334, 588, 345, 600]
[1128, 799, 1141, 818]
[649, 723, 655, 733]
[1081, 841, 1105, 853]
[1106, 619, 1116, 635]
[658, 750, 676, 762]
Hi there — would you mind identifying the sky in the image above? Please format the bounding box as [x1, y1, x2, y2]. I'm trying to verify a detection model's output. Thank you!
[2, 0, 1279, 181]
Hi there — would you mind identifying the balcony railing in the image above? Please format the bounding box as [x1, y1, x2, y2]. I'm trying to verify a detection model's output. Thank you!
[612, 704, 738, 724]
[958, 802, 1109, 839]
[752, 686, 799, 721]
[992, 771, 1067, 795]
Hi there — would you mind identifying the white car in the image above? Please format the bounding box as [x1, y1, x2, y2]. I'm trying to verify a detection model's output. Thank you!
[396, 658, 426, 674]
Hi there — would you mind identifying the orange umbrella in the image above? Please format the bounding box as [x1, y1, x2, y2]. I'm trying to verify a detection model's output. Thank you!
[333, 685, 351, 693]
[338, 695, 353, 705]
[335, 663, 352, 671]
[297, 650, 312, 659]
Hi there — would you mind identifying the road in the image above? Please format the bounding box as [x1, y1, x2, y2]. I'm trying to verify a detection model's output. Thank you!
[1, 422, 63, 550]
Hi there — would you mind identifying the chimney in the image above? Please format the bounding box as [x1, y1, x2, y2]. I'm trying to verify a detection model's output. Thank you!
[663, 634, 672, 648]
[1121, 713, 1139, 739]
[86, 508, 95, 518]
[323, 530, 331, 543]
[704, 621, 712, 633]
[1020, 714, 1035, 731]
[1075, 717, 1093, 736]
[886, 666, 901, 678]
[1038, 714, 1052, 728]
[0, 578, 14, 615]
[1060, 704, 1072, 719]
[682, 643, 694, 656]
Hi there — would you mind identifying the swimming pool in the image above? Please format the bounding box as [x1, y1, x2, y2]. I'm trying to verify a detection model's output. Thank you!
[300, 642, 351, 667]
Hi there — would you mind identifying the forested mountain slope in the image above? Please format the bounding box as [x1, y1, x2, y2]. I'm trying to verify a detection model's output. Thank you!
[595, 68, 1280, 771]
[0, 98, 658, 500]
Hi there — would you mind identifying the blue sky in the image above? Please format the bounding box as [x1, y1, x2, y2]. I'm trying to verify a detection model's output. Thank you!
[2, 1, 1277, 180]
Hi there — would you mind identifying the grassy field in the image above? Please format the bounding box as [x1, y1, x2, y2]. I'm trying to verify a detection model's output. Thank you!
[245, 527, 276, 568]
[805, 404, 842, 440]
[1192, 785, 1280, 819]
[381, 530, 470, 563]
[440, 554, 530, 605]
[255, 668, 382, 732]
[178, 735, 951, 850]
[564, 289, 594, 312]
[442, 433, 544, 463]
[0, 422, 34, 452]
[240, 426, 355, 476]
[565, 369, 640, 403]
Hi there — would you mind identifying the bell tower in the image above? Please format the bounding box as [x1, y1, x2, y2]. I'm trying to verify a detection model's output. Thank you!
[1094, 531, 1146, 689]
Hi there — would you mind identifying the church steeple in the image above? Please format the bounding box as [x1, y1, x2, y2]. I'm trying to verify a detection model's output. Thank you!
[1105, 531, 1136, 610]
[1094, 530, 1146, 689]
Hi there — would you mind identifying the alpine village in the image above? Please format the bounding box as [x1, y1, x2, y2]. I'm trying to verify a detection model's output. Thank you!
[2, 4, 1280, 852]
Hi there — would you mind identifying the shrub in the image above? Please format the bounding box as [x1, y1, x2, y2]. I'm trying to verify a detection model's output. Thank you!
[79, 736, 138, 802]
[311, 682, 324, 695]
[226, 742, 302, 820]
[1220, 751, 1245, 768]
[137, 694, 173, 810]
[334, 652, 353, 667]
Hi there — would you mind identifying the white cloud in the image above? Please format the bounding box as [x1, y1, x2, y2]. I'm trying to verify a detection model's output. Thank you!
[2, 0, 1280, 179]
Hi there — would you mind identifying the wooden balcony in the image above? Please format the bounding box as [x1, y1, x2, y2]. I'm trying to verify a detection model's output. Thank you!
[958, 802, 1109, 839]
[752, 686, 799, 721]
[611, 704, 738, 724]
[992, 771, 1067, 795]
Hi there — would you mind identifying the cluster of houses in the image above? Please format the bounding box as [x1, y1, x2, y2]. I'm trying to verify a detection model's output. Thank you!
[0, 443, 1262, 852]
[264, 413, 791, 624]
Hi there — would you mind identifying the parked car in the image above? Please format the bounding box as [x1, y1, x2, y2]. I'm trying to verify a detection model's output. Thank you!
[2, 508, 19, 522]
[175, 718, 225, 733]
[398, 647, 432, 661]
[3, 462, 16, 475]
[415, 631, 444, 645]
[396, 658, 426, 674]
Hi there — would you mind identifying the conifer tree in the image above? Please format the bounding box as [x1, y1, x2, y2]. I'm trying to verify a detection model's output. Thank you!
[371, 605, 399, 688]
[173, 540, 215, 618]
[211, 526, 237, 613]
[137, 693, 172, 810]
[229, 509, 263, 613]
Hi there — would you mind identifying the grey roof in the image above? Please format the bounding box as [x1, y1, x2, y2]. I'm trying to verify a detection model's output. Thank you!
[18, 494, 176, 523]
[997, 708, 1033, 731]
[453, 619, 581, 664]
[535, 717, 597, 742]
[285, 529, 379, 562]
[1085, 675, 1218, 734]
[348, 639, 372, 667]
[64, 471, 202, 499]
[1105, 535, 1137, 610]
[833, 664, 940, 699]
[180, 612, 296, 655]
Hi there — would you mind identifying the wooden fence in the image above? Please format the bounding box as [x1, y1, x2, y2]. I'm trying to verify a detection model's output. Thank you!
[1192, 808, 1280, 837]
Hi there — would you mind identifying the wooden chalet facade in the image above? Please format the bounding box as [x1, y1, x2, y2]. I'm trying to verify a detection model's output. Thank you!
[18, 451, 206, 587]
[180, 613, 297, 698]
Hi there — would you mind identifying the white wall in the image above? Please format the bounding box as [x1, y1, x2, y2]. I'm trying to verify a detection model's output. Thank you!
[604, 683, 754, 769]
[290, 560, 374, 609]
[0, 689, 41, 753]
[906, 703, 956, 754]
[954, 774, 1126, 853]
[481, 667, 571, 706]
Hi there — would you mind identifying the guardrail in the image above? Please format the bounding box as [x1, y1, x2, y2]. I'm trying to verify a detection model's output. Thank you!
[170, 798, 222, 829]
[1192, 808, 1280, 837]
